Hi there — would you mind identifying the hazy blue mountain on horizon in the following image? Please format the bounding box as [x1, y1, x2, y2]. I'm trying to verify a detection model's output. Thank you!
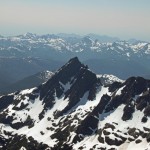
[0, 70, 54, 95]
[86, 33, 120, 42]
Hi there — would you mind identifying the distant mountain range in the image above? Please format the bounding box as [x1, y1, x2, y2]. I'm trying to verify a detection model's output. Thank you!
[0, 57, 150, 149]
[1, 33, 150, 61]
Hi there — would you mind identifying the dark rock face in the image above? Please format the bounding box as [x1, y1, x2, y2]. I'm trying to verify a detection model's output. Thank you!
[105, 77, 150, 113]
[76, 94, 111, 136]
[88, 78, 102, 100]
[40, 57, 84, 99]
[59, 68, 97, 116]
[105, 136, 125, 146]
[144, 105, 150, 116]
[123, 77, 149, 96]
[0, 95, 14, 111]
[2, 134, 49, 150]
[108, 82, 122, 92]
[141, 116, 148, 123]
[128, 128, 141, 139]
[122, 100, 135, 121]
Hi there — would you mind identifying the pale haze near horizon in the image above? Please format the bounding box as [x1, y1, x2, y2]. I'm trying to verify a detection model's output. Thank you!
[0, 0, 150, 41]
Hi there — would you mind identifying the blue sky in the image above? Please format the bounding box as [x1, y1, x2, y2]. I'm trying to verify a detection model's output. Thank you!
[0, 0, 150, 41]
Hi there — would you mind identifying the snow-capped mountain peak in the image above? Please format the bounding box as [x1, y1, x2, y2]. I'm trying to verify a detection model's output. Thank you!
[0, 57, 150, 149]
